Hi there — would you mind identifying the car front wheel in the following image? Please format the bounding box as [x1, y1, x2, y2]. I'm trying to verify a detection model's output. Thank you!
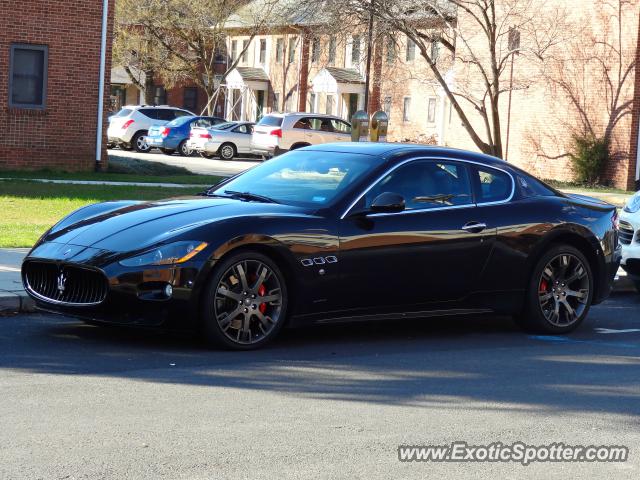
[517, 244, 593, 334]
[202, 252, 288, 349]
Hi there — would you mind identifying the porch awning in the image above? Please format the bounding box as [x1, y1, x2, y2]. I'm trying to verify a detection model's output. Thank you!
[311, 67, 365, 95]
[226, 67, 270, 90]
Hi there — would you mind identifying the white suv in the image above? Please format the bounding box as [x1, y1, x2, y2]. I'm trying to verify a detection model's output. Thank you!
[107, 105, 194, 152]
[251, 113, 352, 157]
[619, 191, 640, 292]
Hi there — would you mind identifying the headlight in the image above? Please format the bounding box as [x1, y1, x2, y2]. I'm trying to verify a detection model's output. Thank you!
[119, 241, 208, 267]
[624, 191, 640, 213]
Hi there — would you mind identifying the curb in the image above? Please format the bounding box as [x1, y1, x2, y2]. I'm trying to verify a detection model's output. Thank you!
[0, 290, 35, 313]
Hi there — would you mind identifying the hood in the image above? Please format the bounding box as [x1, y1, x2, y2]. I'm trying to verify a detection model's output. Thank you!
[40, 196, 306, 252]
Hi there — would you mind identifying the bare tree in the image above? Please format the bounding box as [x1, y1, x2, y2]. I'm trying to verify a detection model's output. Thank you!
[114, 0, 279, 115]
[327, 0, 566, 158]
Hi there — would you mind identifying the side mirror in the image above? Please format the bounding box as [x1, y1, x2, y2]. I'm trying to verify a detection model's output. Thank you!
[370, 192, 405, 213]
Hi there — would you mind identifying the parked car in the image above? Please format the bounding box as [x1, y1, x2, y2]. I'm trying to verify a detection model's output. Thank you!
[619, 190, 640, 292]
[188, 121, 255, 160]
[22, 143, 620, 350]
[107, 105, 194, 153]
[251, 112, 352, 157]
[145, 115, 225, 156]
[188, 122, 255, 160]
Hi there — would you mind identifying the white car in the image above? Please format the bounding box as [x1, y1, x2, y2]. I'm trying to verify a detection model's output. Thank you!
[619, 191, 640, 292]
[107, 105, 194, 152]
[188, 121, 255, 160]
[251, 113, 352, 157]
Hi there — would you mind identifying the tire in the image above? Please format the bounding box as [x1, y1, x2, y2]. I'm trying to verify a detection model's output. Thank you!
[132, 131, 151, 153]
[218, 143, 236, 161]
[201, 251, 288, 350]
[199, 152, 216, 159]
[160, 148, 175, 155]
[516, 244, 593, 334]
[178, 140, 191, 157]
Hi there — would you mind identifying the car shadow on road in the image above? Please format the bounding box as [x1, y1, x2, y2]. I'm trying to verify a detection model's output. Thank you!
[1, 304, 640, 418]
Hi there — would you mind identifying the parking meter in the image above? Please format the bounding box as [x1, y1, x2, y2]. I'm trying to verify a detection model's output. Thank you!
[350, 110, 370, 142]
[370, 111, 389, 142]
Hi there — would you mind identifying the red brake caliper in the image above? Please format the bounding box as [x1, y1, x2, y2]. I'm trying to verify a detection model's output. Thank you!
[539, 279, 548, 293]
[258, 284, 267, 314]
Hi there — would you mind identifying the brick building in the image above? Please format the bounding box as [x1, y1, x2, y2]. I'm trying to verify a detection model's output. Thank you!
[0, 0, 115, 172]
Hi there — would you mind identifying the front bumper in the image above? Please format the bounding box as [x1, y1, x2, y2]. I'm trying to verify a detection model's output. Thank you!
[22, 249, 204, 329]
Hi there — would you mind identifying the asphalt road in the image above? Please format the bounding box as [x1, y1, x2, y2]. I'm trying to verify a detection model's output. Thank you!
[108, 149, 261, 177]
[1, 293, 639, 479]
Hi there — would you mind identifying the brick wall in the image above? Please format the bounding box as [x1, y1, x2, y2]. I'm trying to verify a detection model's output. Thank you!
[0, 0, 115, 172]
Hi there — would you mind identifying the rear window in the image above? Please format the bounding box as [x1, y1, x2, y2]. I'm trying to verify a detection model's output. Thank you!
[516, 174, 557, 197]
[114, 108, 132, 118]
[257, 115, 283, 127]
[166, 116, 195, 127]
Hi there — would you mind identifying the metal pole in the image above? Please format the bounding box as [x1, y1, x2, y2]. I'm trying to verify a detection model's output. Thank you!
[363, 0, 375, 111]
[96, 0, 110, 171]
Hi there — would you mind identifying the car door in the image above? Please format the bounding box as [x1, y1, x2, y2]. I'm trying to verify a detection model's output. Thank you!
[230, 124, 253, 153]
[337, 158, 496, 313]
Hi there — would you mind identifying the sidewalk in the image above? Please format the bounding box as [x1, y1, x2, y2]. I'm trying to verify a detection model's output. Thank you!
[0, 248, 33, 313]
[0, 248, 634, 314]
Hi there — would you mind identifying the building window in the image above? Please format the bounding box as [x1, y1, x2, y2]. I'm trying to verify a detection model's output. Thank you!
[276, 38, 284, 63]
[183, 87, 198, 112]
[383, 96, 392, 116]
[386, 37, 396, 63]
[326, 95, 335, 115]
[309, 92, 316, 112]
[231, 40, 238, 62]
[311, 37, 320, 64]
[430, 40, 440, 62]
[153, 86, 167, 106]
[256, 89, 265, 120]
[241, 40, 249, 63]
[403, 97, 411, 122]
[285, 92, 293, 112]
[427, 97, 437, 123]
[406, 37, 416, 62]
[9, 44, 48, 109]
[288, 37, 297, 64]
[259, 39, 267, 64]
[273, 92, 280, 111]
[351, 35, 361, 64]
[328, 36, 336, 65]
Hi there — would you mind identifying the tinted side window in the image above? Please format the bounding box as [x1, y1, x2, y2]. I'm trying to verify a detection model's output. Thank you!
[175, 110, 191, 118]
[331, 119, 351, 133]
[517, 174, 556, 197]
[138, 108, 158, 119]
[366, 161, 473, 210]
[194, 118, 212, 128]
[474, 167, 513, 203]
[233, 124, 252, 134]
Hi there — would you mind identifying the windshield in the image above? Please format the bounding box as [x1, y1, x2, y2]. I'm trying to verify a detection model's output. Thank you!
[211, 150, 383, 207]
[166, 116, 195, 127]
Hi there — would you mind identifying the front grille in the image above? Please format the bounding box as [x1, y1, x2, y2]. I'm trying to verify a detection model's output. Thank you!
[618, 221, 635, 246]
[24, 261, 108, 306]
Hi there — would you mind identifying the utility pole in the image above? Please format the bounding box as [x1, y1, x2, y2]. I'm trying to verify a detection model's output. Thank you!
[363, 0, 375, 111]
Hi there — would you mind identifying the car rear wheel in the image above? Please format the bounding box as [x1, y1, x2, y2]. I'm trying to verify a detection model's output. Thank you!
[178, 140, 191, 157]
[132, 131, 151, 153]
[219, 143, 236, 160]
[517, 245, 593, 334]
[202, 251, 288, 350]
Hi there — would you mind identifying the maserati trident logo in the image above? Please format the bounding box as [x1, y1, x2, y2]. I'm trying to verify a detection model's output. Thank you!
[57, 272, 67, 294]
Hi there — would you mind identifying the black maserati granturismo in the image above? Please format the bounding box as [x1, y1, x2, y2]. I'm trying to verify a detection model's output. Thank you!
[22, 143, 621, 349]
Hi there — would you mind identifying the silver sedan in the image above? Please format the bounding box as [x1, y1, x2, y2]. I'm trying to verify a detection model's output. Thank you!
[188, 121, 255, 160]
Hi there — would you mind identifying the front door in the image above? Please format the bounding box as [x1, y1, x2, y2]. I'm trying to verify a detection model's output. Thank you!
[338, 159, 495, 313]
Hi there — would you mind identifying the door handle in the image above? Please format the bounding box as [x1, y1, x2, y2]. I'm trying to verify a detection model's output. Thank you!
[462, 221, 487, 233]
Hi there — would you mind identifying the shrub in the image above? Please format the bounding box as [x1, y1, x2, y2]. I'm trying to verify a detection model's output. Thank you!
[569, 134, 609, 185]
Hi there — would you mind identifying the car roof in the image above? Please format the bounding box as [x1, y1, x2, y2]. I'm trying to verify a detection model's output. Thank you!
[124, 105, 189, 111]
[264, 112, 343, 119]
[303, 142, 509, 168]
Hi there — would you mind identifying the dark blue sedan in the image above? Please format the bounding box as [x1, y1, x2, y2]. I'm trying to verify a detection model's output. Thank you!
[146, 116, 225, 156]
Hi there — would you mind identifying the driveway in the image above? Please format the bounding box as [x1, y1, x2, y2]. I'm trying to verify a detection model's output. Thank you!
[1, 293, 639, 479]
[108, 148, 261, 177]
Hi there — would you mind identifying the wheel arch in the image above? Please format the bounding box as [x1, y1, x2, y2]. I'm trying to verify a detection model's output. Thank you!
[526, 227, 604, 301]
[289, 142, 311, 151]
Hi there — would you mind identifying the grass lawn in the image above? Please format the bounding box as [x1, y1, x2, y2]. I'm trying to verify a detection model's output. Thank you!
[0, 156, 222, 186]
[0, 180, 204, 248]
[543, 179, 634, 195]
